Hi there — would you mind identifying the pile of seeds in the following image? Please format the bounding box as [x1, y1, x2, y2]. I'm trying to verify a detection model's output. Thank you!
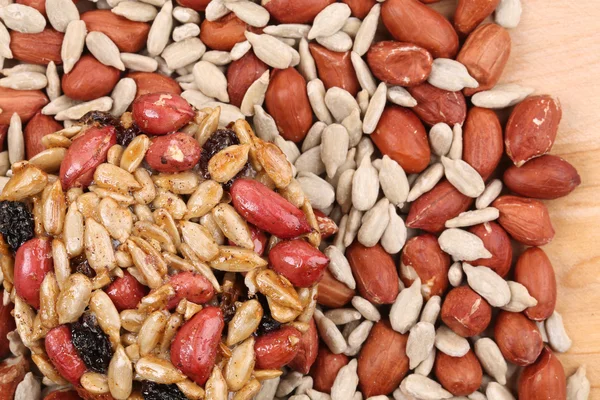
[0, 0, 591, 399]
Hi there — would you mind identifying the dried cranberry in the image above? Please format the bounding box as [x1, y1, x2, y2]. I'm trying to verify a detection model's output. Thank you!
[198, 129, 240, 179]
[70, 313, 113, 373]
[141, 381, 187, 400]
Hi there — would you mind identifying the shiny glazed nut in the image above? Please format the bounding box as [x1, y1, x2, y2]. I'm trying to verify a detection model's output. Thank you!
[0, 291, 16, 359]
[254, 326, 302, 370]
[145, 133, 202, 173]
[346, 242, 400, 305]
[166, 271, 215, 309]
[105, 271, 149, 312]
[59, 126, 117, 190]
[132, 93, 195, 135]
[309, 44, 360, 96]
[400, 234, 450, 300]
[366, 41, 433, 87]
[230, 178, 312, 239]
[441, 286, 492, 337]
[269, 239, 329, 287]
[371, 105, 430, 174]
[62, 55, 121, 102]
[288, 318, 319, 374]
[171, 306, 224, 386]
[381, 0, 459, 58]
[14, 238, 53, 309]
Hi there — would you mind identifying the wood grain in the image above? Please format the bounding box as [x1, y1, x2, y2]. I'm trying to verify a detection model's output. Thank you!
[429, 0, 600, 396]
[433, 0, 600, 396]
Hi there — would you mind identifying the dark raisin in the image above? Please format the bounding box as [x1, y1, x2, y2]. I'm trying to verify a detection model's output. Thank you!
[141, 381, 188, 400]
[219, 279, 247, 324]
[78, 110, 140, 146]
[198, 129, 240, 179]
[0, 201, 34, 252]
[256, 294, 281, 336]
[70, 256, 95, 279]
[71, 313, 113, 373]
[117, 124, 141, 147]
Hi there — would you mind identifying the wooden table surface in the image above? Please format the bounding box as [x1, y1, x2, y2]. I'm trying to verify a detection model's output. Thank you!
[432, 0, 600, 396]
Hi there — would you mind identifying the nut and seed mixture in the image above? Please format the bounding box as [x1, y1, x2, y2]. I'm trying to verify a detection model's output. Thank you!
[0, 0, 590, 399]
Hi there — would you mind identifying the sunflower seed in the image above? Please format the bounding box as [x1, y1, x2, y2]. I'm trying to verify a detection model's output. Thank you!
[435, 325, 470, 357]
[324, 245, 356, 290]
[192, 60, 230, 102]
[325, 87, 361, 122]
[163, 37, 206, 70]
[486, 383, 515, 400]
[320, 124, 349, 178]
[0, 4, 45, 33]
[324, 308, 362, 326]
[474, 338, 508, 385]
[331, 359, 358, 400]
[335, 168, 354, 213]
[445, 207, 499, 229]
[447, 123, 463, 160]
[7, 113, 23, 165]
[420, 295, 441, 325]
[314, 309, 347, 354]
[118, 53, 157, 72]
[401, 374, 452, 400]
[112, 1, 157, 22]
[57, 273, 93, 324]
[407, 321, 436, 369]
[495, 0, 522, 28]
[264, 24, 310, 38]
[377, 155, 409, 207]
[60, 20, 86, 73]
[308, 3, 350, 40]
[406, 163, 444, 203]
[46, 0, 79, 32]
[471, 83, 534, 109]
[349, 52, 377, 96]
[245, 31, 293, 69]
[297, 172, 335, 211]
[226, 1, 269, 27]
[229, 40, 251, 61]
[171, 22, 199, 42]
[441, 156, 485, 197]
[315, 30, 352, 52]
[252, 105, 279, 142]
[173, 6, 200, 23]
[353, 4, 380, 56]
[362, 82, 387, 134]
[476, 179, 503, 209]
[205, 0, 229, 20]
[307, 79, 333, 124]
[381, 204, 407, 254]
[294, 146, 324, 175]
[463, 263, 511, 307]
[240, 70, 269, 116]
[448, 261, 463, 287]
[110, 78, 137, 117]
[501, 281, 538, 312]
[429, 123, 453, 156]
[295, 376, 313, 395]
[439, 229, 492, 261]
[390, 278, 423, 334]
[43, 61, 60, 101]
[343, 207, 363, 247]
[55, 97, 113, 120]
[297, 37, 318, 82]
[136, 356, 186, 384]
[387, 85, 417, 107]
[107, 345, 132, 400]
[358, 197, 389, 247]
[428, 58, 479, 91]
[147, 1, 173, 55]
[352, 156, 379, 211]
[546, 310, 572, 353]
[202, 50, 232, 66]
[566, 366, 590, 400]
[0, 21, 12, 59]
[307, 389, 332, 400]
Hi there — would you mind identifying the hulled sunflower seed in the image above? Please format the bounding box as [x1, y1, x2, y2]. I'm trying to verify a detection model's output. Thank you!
[474, 337, 508, 385]
[435, 325, 470, 357]
[476, 179, 503, 209]
[546, 310, 573, 353]
[390, 278, 423, 334]
[226, 1, 269, 27]
[420, 295, 441, 325]
[325, 245, 356, 290]
[147, 1, 173, 56]
[428, 58, 479, 91]
[46, 0, 79, 32]
[486, 382, 515, 400]
[400, 374, 452, 400]
[277, 372, 303, 397]
[173, 22, 200, 42]
[201, 50, 232, 66]
[205, 0, 229, 21]
[501, 281, 538, 312]
[173, 6, 200, 24]
[57, 273, 93, 324]
[448, 261, 463, 287]
[193, 60, 229, 102]
[407, 162, 444, 202]
[351, 296, 379, 322]
[55, 97, 113, 120]
[307, 79, 333, 124]
[112, 1, 158, 22]
[407, 321, 436, 369]
[441, 156, 485, 197]
[342, 108, 363, 148]
[448, 123, 463, 160]
[163, 38, 206, 70]
[415, 347, 436, 377]
[343, 207, 363, 247]
[241, 70, 269, 116]
[136, 356, 186, 384]
[321, 124, 349, 178]
[264, 24, 311, 38]
[85, 32, 124, 71]
[7, 113, 23, 165]
[314, 309, 347, 354]
[358, 197, 390, 247]
[438, 228, 492, 261]
[387, 86, 418, 107]
[495, 0, 522, 29]
[108, 346, 132, 400]
[0, 4, 46, 34]
[330, 358, 359, 400]
[445, 207, 500, 228]
[274, 136, 300, 165]
[298, 37, 317, 81]
[352, 156, 379, 211]
[471, 83, 534, 109]
[111, 78, 137, 117]
[342, 17, 361, 38]
[245, 31, 293, 69]
[315, 31, 353, 53]
[307, 3, 351, 40]
[463, 263, 511, 307]
[335, 168, 354, 213]
[46, 61, 61, 100]
[325, 308, 362, 325]
[353, 4, 380, 55]
[253, 105, 279, 142]
[566, 366, 590, 400]
[379, 155, 409, 206]
[0, 21, 12, 59]
[381, 204, 407, 254]
[325, 86, 360, 122]
[362, 82, 387, 134]
[120, 53, 158, 72]
[297, 172, 335, 210]
[429, 123, 453, 156]
[62, 20, 87, 74]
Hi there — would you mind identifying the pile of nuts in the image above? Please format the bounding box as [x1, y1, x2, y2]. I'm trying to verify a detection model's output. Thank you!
[0, 0, 592, 399]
